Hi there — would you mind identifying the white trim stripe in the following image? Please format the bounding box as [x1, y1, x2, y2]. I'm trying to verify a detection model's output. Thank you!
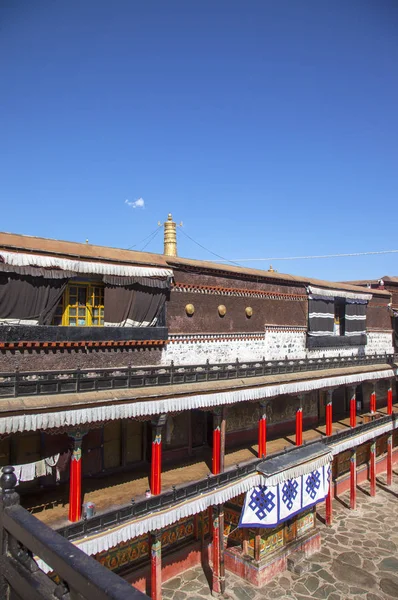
[0, 250, 173, 278]
[308, 285, 372, 301]
[1, 368, 395, 434]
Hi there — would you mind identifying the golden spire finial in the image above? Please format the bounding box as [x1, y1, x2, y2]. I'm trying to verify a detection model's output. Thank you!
[163, 213, 178, 256]
[268, 265, 275, 272]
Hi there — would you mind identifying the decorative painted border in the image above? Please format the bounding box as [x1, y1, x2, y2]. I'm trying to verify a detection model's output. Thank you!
[264, 325, 307, 333]
[168, 332, 265, 343]
[172, 283, 306, 301]
[0, 340, 167, 350]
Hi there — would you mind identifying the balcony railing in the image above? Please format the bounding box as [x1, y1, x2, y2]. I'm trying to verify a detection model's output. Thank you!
[0, 352, 394, 399]
[0, 467, 149, 600]
[56, 413, 396, 543]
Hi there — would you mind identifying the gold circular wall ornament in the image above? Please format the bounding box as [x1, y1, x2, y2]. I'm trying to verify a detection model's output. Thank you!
[245, 306, 253, 318]
[185, 303, 195, 316]
[218, 304, 227, 317]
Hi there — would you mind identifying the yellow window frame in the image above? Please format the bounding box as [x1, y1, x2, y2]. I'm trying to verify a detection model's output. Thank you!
[60, 282, 104, 327]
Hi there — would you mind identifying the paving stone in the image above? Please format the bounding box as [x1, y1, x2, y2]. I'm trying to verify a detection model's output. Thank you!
[317, 569, 335, 584]
[363, 559, 376, 573]
[163, 589, 175, 599]
[313, 583, 336, 599]
[379, 577, 398, 597]
[349, 587, 368, 595]
[174, 592, 187, 600]
[164, 578, 183, 590]
[366, 594, 383, 600]
[378, 556, 398, 572]
[182, 570, 200, 582]
[331, 559, 377, 589]
[336, 550, 362, 567]
[180, 581, 203, 592]
[305, 575, 319, 593]
[231, 586, 253, 600]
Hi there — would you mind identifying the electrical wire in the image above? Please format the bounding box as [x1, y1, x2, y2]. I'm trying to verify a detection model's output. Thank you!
[215, 249, 398, 263]
[140, 226, 161, 252]
[177, 227, 242, 267]
[127, 225, 162, 250]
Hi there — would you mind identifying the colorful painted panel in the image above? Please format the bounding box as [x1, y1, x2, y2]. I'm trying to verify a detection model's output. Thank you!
[296, 509, 315, 538]
[336, 450, 350, 477]
[95, 534, 149, 571]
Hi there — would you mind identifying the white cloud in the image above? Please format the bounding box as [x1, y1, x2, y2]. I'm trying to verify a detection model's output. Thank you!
[125, 197, 145, 209]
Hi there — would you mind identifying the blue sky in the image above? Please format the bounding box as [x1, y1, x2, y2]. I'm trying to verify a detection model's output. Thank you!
[1, 0, 397, 282]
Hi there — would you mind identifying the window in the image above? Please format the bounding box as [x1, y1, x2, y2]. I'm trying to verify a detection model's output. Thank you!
[52, 283, 104, 326]
[333, 299, 345, 336]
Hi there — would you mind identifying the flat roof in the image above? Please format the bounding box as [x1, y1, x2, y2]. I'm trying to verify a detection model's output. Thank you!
[0, 231, 390, 297]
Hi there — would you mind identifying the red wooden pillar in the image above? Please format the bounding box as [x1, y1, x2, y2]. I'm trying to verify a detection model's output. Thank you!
[370, 384, 376, 414]
[326, 389, 333, 436]
[219, 406, 227, 474]
[258, 402, 267, 458]
[150, 531, 162, 600]
[350, 449, 357, 510]
[370, 441, 376, 497]
[212, 505, 225, 595]
[350, 387, 357, 428]
[150, 415, 167, 495]
[68, 431, 85, 523]
[296, 406, 303, 446]
[212, 410, 222, 475]
[325, 464, 333, 526]
[387, 381, 393, 415]
[387, 434, 393, 486]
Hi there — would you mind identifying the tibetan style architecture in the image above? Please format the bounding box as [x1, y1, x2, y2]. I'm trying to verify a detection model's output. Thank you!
[0, 216, 397, 598]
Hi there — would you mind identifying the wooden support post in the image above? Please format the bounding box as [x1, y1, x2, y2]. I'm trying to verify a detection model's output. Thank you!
[350, 387, 356, 428]
[326, 389, 333, 436]
[258, 402, 267, 459]
[212, 410, 222, 475]
[150, 531, 162, 600]
[370, 384, 376, 414]
[370, 441, 376, 497]
[219, 406, 227, 474]
[150, 415, 167, 495]
[350, 448, 357, 510]
[68, 431, 85, 523]
[242, 528, 249, 556]
[296, 406, 303, 446]
[387, 381, 393, 415]
[325, 465, 333, 526]
[387, 434, 393, 486]
[254, 528, 261, 562]
[212, 505, 225, 595]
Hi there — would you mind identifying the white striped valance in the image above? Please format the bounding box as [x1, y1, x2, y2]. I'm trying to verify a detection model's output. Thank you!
[1, 368, 395, 434]
[329, 419, 398, 456]
[263, 451, 333, 486]
[0, 250, 173, 279]
[307, 285, 372, 302]
[36, 472, 264, 573]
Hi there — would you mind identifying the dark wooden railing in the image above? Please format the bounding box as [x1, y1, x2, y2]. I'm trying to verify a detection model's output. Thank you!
[57, 412, 397, 543]
[0, 352, 394, 399]
[0, 467, 149, 600]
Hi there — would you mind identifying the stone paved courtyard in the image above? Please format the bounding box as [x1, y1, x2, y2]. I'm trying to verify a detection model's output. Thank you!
[162, 473, 398, 600]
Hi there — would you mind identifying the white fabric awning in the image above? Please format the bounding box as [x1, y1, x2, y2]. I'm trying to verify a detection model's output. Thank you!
[0, 368, 395, 434]
[0, 250, 173, 278]
[329, 418, 398, 455]
[307, 285, 372, 301]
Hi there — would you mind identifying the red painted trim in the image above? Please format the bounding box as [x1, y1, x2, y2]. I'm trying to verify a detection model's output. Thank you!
[212, 514, 221, 594]
[212, 427, 221, 475]
[68, 454, 82, 522]
[387, 387, 393, 415]
[150, 439, 162, 495]
[295, 409, 302, 446]
[150, 538, 161, 600]
[326, 402, 333, 436]
[350, 394, 356, 428]
[370, 391, 376, 414]
[258, 417, 267, 458]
